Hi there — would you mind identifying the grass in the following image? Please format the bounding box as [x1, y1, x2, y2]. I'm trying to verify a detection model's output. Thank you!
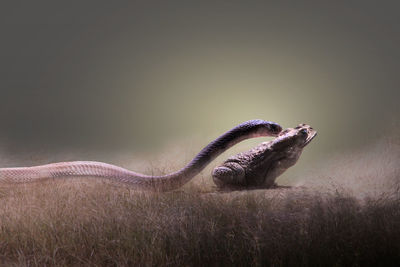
[0, 183, 399, 267]
[0, 139, 398, 266]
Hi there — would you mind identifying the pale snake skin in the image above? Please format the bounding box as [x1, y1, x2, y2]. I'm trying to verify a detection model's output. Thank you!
[0, 120, 282, 191]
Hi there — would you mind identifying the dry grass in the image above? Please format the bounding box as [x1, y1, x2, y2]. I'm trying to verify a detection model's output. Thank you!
[0, 138, 399, 266]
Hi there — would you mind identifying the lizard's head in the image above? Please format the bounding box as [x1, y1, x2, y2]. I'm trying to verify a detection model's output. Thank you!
[271, 124, 317, 150]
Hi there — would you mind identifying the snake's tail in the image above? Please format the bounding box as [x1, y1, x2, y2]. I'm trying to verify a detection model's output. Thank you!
[0, 161, 130, 183]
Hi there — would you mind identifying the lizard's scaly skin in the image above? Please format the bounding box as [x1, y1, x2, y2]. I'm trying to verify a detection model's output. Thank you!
[212, 124, 317, 189]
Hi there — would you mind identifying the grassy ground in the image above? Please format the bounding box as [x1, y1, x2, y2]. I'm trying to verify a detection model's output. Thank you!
[0, 139, 398, 266]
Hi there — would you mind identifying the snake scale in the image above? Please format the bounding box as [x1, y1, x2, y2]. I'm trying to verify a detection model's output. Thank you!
[0, 120, 282, 191]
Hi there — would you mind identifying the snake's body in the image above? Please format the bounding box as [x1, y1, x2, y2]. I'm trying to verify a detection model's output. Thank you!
[0, 120, 281, 191]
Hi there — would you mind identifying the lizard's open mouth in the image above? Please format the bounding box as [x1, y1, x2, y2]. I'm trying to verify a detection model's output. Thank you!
[303, 130, 317, 147]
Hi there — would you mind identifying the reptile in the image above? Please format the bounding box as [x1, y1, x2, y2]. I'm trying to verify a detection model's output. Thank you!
[0, 120, 282, 192]
[212, 124, 317, 189]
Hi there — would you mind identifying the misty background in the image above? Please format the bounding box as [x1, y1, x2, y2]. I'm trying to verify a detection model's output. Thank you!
[0, 1, 398, 168]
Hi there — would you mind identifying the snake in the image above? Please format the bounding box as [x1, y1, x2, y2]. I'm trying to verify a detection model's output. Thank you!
[0, 120, 282, 191]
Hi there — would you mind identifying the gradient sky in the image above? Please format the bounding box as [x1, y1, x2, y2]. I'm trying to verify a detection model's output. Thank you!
[0, 1, 399, 160]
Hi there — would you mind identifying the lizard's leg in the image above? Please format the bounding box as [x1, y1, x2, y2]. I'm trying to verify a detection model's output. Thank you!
[212, 162, 245, 187]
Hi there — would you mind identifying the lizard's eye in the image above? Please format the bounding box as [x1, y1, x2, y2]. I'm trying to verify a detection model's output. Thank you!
[300, 129, 308, 135]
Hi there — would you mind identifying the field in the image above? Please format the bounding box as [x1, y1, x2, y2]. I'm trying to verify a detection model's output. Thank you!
[0, 138, 398, 266]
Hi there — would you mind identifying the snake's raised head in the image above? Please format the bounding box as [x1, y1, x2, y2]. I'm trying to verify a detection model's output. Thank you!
[266, 121, 283, 136]
[248, 119, 282, 137]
